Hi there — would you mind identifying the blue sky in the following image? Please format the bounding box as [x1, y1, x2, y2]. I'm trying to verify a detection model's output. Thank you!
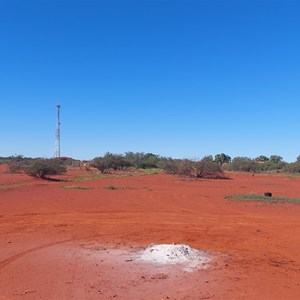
[1, 0, 300, 161]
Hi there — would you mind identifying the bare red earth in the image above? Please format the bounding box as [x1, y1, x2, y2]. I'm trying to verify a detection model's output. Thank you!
[0, 168, 299, 299]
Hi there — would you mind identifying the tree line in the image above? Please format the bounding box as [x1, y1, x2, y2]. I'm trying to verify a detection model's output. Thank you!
[2, 152, 300, 179]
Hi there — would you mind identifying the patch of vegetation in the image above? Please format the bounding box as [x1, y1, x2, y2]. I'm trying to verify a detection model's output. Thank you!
[6, 151, 300, 179]
[0, 183, 27, 190]
[1, 155, 79, 175]
[91, 153, 132, 173]
[63, 185, 90, 190]
[124, 152, 160, 169]
[26, 159, 67, 179]
[225, 194, 300, 204]
[214, 153, 231, 166]
[137, 168, 162, 174]
[4, 155, 33, 173]
[223, 155, 287, 173]
[161, 156, 225, 179]
[104, 185, 136, 190]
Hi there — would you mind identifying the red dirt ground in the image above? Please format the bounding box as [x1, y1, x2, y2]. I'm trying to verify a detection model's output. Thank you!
[0, 167, 299, 299]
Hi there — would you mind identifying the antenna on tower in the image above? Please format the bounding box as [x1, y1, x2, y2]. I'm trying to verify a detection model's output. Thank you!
[55, 104, 61, 158]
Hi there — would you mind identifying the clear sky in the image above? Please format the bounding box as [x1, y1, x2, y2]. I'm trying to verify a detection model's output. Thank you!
[1, 0, 300, 161]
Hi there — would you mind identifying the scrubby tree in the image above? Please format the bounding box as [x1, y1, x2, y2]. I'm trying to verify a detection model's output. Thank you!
[124, 152, 159, 169]
[6, 155, 32, 173]
[159, 158, 180, 174]
[177, 159, 194, 176]
[162, 156, 223, 179]
[269, 155, 283, 164]
[214, 153, 231, 166]
[193, 156, 222, 178]
[225, 157, 258, 173]
[257, 160, 286, 172]
[124, 152, 139, 166]
[255, 155, 269, 162]
[105, 153, 131, 170]
[91, 153, 132, 173]
[90, 157, 110, 173]
[138, 153, 159, 169]
[26, 158, 67, 179]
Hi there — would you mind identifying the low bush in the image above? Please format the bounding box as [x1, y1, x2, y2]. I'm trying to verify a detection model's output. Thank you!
[161, 156, 223, 179]
[192, 156, 222, 178]
[6, 155, 32, 173]
[26, 158, 67, 179]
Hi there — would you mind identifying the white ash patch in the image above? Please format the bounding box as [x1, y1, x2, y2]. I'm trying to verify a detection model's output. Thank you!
[136, 244, 211, 271]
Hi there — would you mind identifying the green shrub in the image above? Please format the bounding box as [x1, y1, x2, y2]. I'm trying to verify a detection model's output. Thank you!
[90, 157, 110, 173]
[91, 153, 132, 173]
[26, 159, 67, 179]
[224, 157, 258, 173]
[124, 152, 159, 169]
[214, 153, 231, 166]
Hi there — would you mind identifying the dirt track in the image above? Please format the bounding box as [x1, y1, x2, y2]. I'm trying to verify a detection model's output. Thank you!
[0, 168, 299, 299]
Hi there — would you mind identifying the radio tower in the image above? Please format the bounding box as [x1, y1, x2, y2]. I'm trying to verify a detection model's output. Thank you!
[55, 104, 61, 158]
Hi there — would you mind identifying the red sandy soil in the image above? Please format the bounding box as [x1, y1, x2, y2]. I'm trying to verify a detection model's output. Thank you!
[0, 167, 299, 299]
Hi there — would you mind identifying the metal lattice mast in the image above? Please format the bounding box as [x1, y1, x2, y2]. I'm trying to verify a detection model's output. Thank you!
[56, 104, 61, 158]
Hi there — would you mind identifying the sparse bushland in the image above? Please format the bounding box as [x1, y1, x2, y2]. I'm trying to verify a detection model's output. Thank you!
[124, 152, 160, 169]
[158, 158, 181, 174]
[223, 156, 287, 173]
[224, 157, 258, 173]
[91, 153, 132, 173]
[4, 152, 300, 180]
[91, 152, 163, 173]
[257, 160, 287, 172]
[26, 158, 67, 179]
[0, 155, 79, 175]
[3, 155, 33, 173]
[161, 156, 224, 179]
[282, 161, 300, 173]
[90, 153, 224, 179]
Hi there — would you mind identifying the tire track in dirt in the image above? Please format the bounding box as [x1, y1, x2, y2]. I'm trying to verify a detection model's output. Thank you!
[0, 239, 74, 270]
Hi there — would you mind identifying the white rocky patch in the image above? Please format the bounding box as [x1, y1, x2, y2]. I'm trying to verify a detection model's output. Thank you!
[136, 244, 211, 272]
